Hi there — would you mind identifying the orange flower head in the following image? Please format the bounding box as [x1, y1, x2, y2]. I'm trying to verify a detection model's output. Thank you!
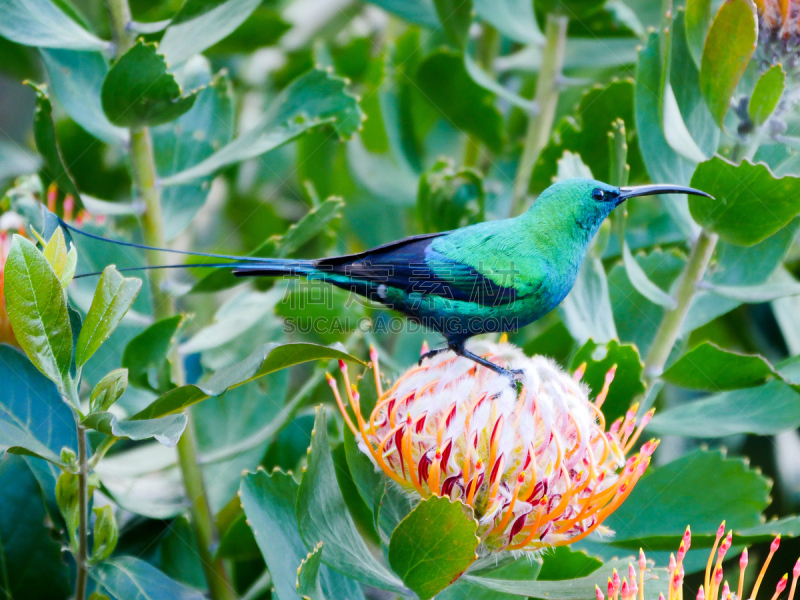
[329, 340, 657, 553]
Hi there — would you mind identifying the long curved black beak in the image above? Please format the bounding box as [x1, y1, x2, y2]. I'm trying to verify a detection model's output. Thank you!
[619, 184, 713, 201]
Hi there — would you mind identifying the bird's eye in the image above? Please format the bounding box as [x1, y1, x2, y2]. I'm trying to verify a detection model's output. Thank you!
[592, 188, 606, 201]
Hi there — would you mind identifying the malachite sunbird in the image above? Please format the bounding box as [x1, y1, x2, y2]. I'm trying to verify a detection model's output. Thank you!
[67, 178, 711, 376]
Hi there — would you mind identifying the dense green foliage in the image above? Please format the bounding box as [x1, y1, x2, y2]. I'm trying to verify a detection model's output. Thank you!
[2, 0, 800, 598]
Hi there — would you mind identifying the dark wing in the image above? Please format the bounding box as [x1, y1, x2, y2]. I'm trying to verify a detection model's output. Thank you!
[315, 233, 517, 306]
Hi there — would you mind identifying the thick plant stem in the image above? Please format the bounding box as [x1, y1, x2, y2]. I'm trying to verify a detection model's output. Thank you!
[105, 2, 234, 599]
[511, 13, 568, 216]
[74, 422, 88, 600]
[643, 229, 718, 382]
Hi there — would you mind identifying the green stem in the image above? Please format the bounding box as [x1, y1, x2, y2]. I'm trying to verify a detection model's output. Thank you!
[106, 3, 234, 599]
[74, 422, 88, 600]
[511, 13, 568, 216]
[643, 229, 718, 383]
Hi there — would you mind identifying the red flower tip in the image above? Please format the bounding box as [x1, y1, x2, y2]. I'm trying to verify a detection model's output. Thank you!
[338, 359, 347, 371]
[777, 574, 789, 594]
[716, 522, 726, 539]
[793, 559, 800, 579]
[772, 535, 782, 553]
[741, 548, 749, 568]
[596, 585, 605, 600]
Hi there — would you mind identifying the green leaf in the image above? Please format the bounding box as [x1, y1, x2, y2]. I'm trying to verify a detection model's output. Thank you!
[0, 345, 77, 466]
[415, 49, 504, 154]
[622, 241, 677, 309]
[216, 512, 260, 560]
[343, 426, 381, 519]
[90, 368, 128, 413]
[375, 477, 414, 544]
[705, 276, 800, 303]
[559, 255, 618, 346]
[433, 0, 472, 47]
[192, 196, 345, 293]
[0, 456, 71, 599]
[4, 235, 73, 396]
[83, 411, 188, 447]
[101, 40, 198, 127]
[122, 315, 184, 393]
[749, 64, 786, 126]
[240, 469, 365, 600]
[689, 157, 800, 246]
[648, 380, 800, 437]
[464, 557, 636, 598]
[0, 0, 108, 51]
[699, 0, 757, 127]
[297, 543, 326, 600]
[91, 505, 118, 563]
[162, 69, 363, 185]
[206, 7, 290, 54]
[158, 0, 261, 65]
[297, 407, 406, 592]
[538, 547, 603, 580]
[473, 0, 543, 44]
[635, 33, 696, 232]
[388, 496, 479, 600]
[605, 449, 770, 544]
[571, 339, 646, 424]
[76, 265, 142, 367]
[28, 82, 81, 200]
[153, 62, 234, 240]
[661, 342, 776, 390]
[685, 0, 712, 66]
[56, 471, 80, 545]
[90, 556, 205, 600]
[43, 227, 76, 287]
[365, 0, 438, 26]
[133, 342, 363, 419]
[532, 80, 644, 193]
[39, 49, 128, 145]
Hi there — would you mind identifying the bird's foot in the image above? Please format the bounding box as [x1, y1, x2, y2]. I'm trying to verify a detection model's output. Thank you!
[418, 346, 449, 366]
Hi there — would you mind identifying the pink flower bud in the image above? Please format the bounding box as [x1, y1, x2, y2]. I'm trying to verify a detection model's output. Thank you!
[777, 574, 789, 594]
[793, 559, 800, 579]
[698, 586, 706, 600]
[772, 535, 782, 554]
[741, 548, 749, 569]
[639, 548, 647, 571]
[597, 585, 605, 600]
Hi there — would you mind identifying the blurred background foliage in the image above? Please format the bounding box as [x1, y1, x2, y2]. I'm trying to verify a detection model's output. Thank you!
[5, 0, 800, 598]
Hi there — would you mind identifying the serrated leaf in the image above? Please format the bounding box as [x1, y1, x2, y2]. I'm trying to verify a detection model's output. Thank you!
[76, 265, 142, 367]
[240, 469, 365, 600]
[699, 0, 757, 127]
[192, 197, 345, 293]
[39, 49, 128, 144]
[605, 449, 770, 544]
[388, 496, 479, 600]
[648, 380, 800, 437]
[158, 0, 261, 66]
[90, 556, 205, 600]
[162, 69, 363, 185]
[90, 368, 128, 413]
[101, 40, 198, 127]
[689, 157, 800, 246]
[133, 343, 363, 419]
[571, 339, 645, 423]
[749, 63, 786, 126]
[83, 411, 187, 447]
[661, 341, 776, 390]
[28, 83, 81, 201]
[297, 407, 406, 593]
[122, 315, 183, 394]
[297, 543, 326, 600]
[4, 235, 73, 396]
[0, 0, 108, 51]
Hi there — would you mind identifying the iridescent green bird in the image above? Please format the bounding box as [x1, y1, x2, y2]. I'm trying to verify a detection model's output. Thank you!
[68, 178, 711, 376]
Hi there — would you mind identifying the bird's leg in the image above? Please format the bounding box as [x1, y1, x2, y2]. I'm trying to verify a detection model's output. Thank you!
[448, 341, 524, 383]
[418, 346, 450, 366]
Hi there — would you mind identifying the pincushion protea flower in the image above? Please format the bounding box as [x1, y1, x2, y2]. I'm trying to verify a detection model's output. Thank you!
[327, 340, 657, 553]
[599, 524, 800, 600]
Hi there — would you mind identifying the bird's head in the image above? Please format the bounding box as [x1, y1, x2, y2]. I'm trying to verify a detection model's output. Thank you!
[532, 177, 712, 239]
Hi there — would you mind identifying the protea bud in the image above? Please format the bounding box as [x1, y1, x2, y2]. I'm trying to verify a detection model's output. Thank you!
[329, 340, 657, 553]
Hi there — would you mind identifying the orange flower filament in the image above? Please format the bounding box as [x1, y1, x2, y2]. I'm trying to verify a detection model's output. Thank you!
[329, 340, 657, 553]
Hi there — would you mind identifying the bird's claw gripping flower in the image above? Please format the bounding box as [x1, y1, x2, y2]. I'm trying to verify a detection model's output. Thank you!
[328, 340, 658, 554]
[597, 525, 800, 600]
